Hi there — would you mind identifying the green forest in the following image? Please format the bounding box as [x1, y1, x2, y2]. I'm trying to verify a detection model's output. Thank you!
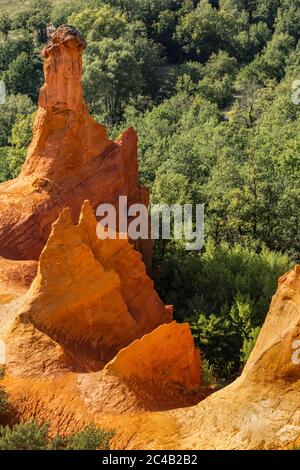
[0, 0, 299, 382]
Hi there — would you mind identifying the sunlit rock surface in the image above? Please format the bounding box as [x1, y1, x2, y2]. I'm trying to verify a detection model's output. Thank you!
[0, 25, 151, 268]
[0, 25, 299, 450]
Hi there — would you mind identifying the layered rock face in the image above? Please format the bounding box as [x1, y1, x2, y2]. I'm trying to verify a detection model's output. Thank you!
[2, 202, 172, 373]
[22, 26, 109, 178]
[0, 25, 151, 267]
[0, 202, 200, 425]
[106, 265, 300, 450]
[3, 264, 300, 449]
[1, 24, 300, 451]
[77, 202, 172, 334]
[3, 222, 300, 451]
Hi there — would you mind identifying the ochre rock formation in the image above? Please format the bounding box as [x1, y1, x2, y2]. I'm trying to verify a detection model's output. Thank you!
[0, 258, 37, 304]
[106, 321, 200, 391]
[0, 25, 199, 437]
[12, 209, 138, 369]
[0, 206, 201, 426]
[2, 202, 172, 373]
[243, 265, 300, 384]
[6, 258, 299, 449]
[0, 25, 151, 268]
[1, 24, 300, 451]
[1, 317, 202, 433]
[3, 262, 300, 449]
[77, 201, 172, 333]
[105, 265, 300, 449]
[76, 321, 201, 416]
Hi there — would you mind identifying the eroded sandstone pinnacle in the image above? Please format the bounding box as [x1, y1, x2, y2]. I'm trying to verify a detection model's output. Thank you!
[0, 25, 151, 266]
[42, 25, 87, 57]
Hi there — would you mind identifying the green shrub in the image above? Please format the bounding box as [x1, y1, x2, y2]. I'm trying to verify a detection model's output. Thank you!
[66, 424, 114, 450]
[0, 421, 49, 450]
[201, 357, 218, 387]
[0, 389, 8, 417]
[155, 239, 289, 379]
[241, 326, 261, 365]
[0, 421, 114, 450]
[0, 147, 10, 182]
